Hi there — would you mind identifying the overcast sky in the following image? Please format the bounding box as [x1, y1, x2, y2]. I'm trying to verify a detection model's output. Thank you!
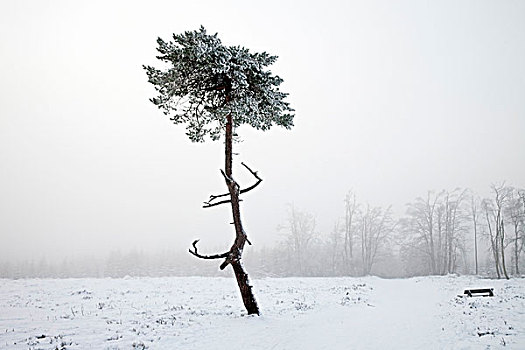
[1, 0, 524, 262]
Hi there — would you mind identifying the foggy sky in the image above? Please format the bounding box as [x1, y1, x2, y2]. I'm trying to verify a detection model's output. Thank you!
[1, 0, 524, 262]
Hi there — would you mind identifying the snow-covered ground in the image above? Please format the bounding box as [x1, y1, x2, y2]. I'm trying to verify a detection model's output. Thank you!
[1, 275, 524, 349]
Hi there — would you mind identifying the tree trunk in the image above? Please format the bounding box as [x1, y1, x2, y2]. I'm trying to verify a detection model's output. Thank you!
[472, 204, 478, 275]
[343, 193, 354, 275]
[189, 88, 263, 315]
[485, 209, 501, 279]
[499, 218, 510, 280]
[231, 260, 259, 314]
[515, 222, 520, 275]
[495, 239, 501, 279]
[224, 111, 260, 315]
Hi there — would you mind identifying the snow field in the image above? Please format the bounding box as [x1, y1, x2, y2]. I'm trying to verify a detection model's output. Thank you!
[1, 275, 524, 349]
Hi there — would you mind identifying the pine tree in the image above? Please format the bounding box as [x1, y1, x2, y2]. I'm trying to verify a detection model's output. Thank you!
[144, 27, 294, 315]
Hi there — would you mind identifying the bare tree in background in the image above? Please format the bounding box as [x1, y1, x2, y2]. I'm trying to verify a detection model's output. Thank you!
[482, 184, 511, 279]
[358, 205, 395, 276]
[327, 221, 344, 275]
[343, 191, 359, 275]
[505, 187, 525, 275]
[520, 190, 525, 267]
[438, 189, 468, 275]
[470, 192, 481, 275]
[401, 190, 468, 275]
[280, 205, 316, 276]
[403, 191, 442, 274]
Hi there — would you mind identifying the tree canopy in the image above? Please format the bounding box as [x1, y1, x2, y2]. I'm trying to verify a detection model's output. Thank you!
[143, 26, 294, 142]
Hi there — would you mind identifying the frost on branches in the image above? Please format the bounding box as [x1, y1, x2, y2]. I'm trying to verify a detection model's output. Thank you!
[143, 26, 294, 142]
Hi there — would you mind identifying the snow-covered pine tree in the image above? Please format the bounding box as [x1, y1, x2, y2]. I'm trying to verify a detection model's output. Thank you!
[143, 26, 294, 315]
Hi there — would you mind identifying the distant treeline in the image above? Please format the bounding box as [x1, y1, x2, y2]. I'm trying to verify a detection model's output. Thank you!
[249, 184, 524, 279]
[0, 250, 226, 279]
[2, 184, 524, 279]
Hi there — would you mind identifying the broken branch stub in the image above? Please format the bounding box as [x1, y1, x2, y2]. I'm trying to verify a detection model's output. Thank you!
[202, 163, 263, 208]
[188, 240, 229, 260]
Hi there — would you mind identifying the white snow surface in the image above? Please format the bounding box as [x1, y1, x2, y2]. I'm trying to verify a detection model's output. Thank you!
[1, 275, 524, 349]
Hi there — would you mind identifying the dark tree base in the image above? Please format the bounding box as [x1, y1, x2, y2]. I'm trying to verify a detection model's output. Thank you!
[231, 260, 259, 315]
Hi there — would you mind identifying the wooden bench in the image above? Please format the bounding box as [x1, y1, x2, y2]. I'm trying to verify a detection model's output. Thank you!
[464, 288, 494, 297]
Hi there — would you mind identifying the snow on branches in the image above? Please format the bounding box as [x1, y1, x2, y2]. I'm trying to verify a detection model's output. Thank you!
[143, 26, 294, 142]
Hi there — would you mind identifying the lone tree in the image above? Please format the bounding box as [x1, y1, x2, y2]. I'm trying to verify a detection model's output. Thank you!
[143, 27, 294, 315]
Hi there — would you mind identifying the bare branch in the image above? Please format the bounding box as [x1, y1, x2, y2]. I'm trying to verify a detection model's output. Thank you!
[203, 164, 263, 208]
[203, 198, 243, 208]
[220, 169, 235, 184]
[201, 170, 235, 208]
[206, 192, 229, 203]
[239, 162, 262, 195]
[188, 239, 229, 260]
[219, 257, 231, 270]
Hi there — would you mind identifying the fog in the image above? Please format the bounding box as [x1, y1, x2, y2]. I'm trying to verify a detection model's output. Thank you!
[1, 0, 524, 267]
